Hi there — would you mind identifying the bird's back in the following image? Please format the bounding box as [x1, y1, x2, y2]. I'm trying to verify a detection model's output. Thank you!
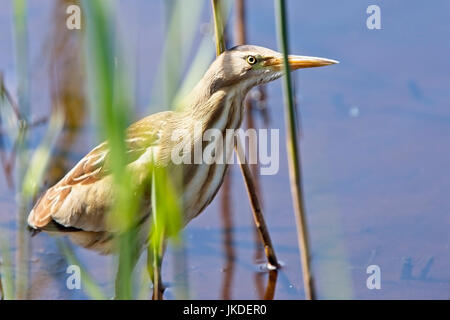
[27, 110, 176, 252]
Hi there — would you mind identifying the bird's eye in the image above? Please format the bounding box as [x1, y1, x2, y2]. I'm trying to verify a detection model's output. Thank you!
[246, 55, 257, 65]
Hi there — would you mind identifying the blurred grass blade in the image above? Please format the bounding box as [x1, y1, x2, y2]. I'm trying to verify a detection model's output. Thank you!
[19, 107, 63, 299]
[12, 0, 31, 300]
[149, 165, 184, 299]
[150, 0, 204, 109]
[82, 0, 137, 299]
[82, 0, 186, 300]
[12, 0, 29, 120]
[173, 0, 233, 109]
[173, 35, 215, 109]
[22, 108, 64, 199]
[0, 237, 15, 299]
[150, 166, 183, 247]
[274, 0, 315, 299]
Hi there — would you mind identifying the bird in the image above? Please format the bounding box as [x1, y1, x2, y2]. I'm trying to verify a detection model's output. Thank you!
[27, 45, 337, 298]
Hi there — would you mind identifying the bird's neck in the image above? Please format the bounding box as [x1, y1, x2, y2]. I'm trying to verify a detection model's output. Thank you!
[185, 80, 250, 136]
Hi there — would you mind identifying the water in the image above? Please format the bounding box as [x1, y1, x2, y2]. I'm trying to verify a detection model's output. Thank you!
[0, 0, 449, 299]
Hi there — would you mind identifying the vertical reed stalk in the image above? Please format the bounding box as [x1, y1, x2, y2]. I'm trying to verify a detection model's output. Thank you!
[82, 0, 139, 299]
[13, 0, 30, 300]
[213, 1, 236, 300]
[235, 139, 278, 268]
[234, 0, 246, 45]
[211, 0, 279, 270]
[211, 0, 226, 55]
[235, 0, 268, 298]
[274, 0, 315, 300]
[0, 239, 14, 299]
[219, 173, 234, 299]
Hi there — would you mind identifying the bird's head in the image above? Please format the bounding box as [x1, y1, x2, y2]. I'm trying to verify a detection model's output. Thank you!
[205, 45, 338, 94]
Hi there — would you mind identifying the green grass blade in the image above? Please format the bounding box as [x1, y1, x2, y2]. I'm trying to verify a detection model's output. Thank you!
[150, 0, 205, 109]
[12, 0, 31, 300]
[274, 0, 315, 300]
[22, 109, 64, 199]
[0, 236, 15, 299]
[82, 0, 137, 299]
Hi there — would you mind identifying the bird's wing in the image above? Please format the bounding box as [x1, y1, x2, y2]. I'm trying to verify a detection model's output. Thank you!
[28, 112, 171, 231]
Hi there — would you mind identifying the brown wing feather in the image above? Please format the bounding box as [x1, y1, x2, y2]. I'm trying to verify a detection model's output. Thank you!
[28, 112, 170, 230]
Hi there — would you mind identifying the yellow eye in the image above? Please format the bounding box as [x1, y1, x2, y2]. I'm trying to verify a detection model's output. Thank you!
[246, 55, 257, 65]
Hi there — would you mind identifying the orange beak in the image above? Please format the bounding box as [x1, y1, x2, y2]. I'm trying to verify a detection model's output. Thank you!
[265, 55, 339, 70]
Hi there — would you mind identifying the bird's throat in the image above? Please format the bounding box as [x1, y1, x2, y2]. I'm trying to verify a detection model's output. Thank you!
[191, 87, 247, 137]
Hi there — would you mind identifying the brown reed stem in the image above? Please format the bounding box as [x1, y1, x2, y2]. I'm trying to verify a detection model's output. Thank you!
[210, 0, 279, 270]
[235, 139, 278, 268]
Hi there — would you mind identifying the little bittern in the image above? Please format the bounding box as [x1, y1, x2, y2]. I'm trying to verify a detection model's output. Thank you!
[27, 45, 337, 297]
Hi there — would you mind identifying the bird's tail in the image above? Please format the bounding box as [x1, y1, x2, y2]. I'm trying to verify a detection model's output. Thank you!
[27, 225, 41, 237]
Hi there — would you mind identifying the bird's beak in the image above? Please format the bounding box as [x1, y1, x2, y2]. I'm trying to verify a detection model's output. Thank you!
[265, 55, 339, 70]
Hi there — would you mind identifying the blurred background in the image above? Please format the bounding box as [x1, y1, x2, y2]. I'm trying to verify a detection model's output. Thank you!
[0, 0, 449, 299]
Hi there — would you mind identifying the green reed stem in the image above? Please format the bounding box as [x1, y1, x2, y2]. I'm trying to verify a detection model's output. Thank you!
[0, 238, 14, 299]
[82, 0, 137, 299]
[211, 0, 226, 55]
[12, 0, 30, 300]
[275, 0, 315, 300]
[83, 0, 185, 300]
